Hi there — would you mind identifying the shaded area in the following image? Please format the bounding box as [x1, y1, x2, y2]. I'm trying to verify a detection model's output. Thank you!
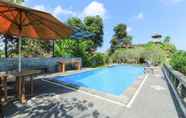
[3, 79, 109, 118]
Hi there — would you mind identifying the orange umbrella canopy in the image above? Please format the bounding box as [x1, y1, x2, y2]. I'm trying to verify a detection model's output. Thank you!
[0, 0, 72, 40]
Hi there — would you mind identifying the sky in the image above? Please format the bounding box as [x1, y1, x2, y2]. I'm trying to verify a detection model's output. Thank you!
[24, 0, 186, 52]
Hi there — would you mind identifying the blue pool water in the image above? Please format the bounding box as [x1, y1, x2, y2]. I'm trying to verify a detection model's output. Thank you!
[55, 65, 144, 96]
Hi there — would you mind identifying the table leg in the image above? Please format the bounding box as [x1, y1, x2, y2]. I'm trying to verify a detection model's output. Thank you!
[1, 77, 7, 103]
[16, 78, 26, 104]
[16, 78, 20, 97]
[0, 104, 3, 118]
[30, 77, 33, 97]
[18, 79, 22, 98]
[21, 79, 26, 104]
[4, 77, 7, 102]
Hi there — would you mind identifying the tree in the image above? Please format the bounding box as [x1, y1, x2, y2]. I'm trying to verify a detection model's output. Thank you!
[163, 36, 171, 44]
[84, 16, 104, 48]
[113, 24, 127, 39]
[56, 17, 98, 66]
[67, 17, 85, 29]
[170, 51, 186, 75]
[21, 39, 52, 57]
[123, 35, 133, 48]
[110, 23, 130, 53]
[7, 0, 24, 4]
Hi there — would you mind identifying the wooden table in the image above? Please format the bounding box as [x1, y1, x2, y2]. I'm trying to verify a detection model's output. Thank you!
[9, 70, 41, 104]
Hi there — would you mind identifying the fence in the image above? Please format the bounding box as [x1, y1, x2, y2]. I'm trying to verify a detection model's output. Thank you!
[162, 64, 186, 117]
[0, 57, 82, 73]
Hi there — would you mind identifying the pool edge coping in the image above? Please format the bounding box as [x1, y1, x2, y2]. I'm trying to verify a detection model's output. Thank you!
[40, 67, 148, 108]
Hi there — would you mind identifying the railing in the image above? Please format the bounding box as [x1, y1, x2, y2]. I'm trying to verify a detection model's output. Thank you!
[162, 64, 186, 117]
[0, 57, 82, 73]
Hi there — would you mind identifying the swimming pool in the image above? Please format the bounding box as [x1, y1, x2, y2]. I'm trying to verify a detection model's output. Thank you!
[54, 65, 144, 96]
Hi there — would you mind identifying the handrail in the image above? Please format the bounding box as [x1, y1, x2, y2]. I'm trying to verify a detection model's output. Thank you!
[162, 64, 186, 117]
[164, 64, 186, 87]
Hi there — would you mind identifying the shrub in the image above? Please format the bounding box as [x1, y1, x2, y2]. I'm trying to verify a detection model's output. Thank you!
[88, 53, 106, 67]
[0, 50, 4, 58]
[170, 51, 186, 75]
[109, 48, 142, 64]
[109, 46, 166, 66]
[142, 48, 166, 66]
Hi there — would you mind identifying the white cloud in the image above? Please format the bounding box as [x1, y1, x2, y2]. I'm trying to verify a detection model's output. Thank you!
[82, 1, 106, 18]
[33, 5, 45, 11]
[53, 5, 77, 17]
[127, 27, 132, 33]
[136, 12, 144, 20]
[32, 1, 107, 19]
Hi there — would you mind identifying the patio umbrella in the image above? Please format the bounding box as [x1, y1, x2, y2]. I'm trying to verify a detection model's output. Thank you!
[71, 27, 95, 40]
[0, 0, 72, 72]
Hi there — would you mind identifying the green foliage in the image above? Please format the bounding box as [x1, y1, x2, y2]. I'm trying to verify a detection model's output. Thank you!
[55, 39, 77, 57]
[55, 38, 94, 66]
[88, 53, 106, 67]
[142, 47, 166, 66]
[113, 24, 127, 39]
[170, 51, 186, 75]
[110, 48, 144, 64]
[22, 39, 52, 57]
[55, 16, 104, 67]
[0, 50, 3, 58]
[123, 35, 133, 48]
[163, 36, 171, 44]
[7, 0, 24, 4]
[161, 43, 176, 58]
[109, 45, 167, 66]
[84, 16, 104, 48]
[111, 24, 127, 50]
[66, 17, 85, 29]
[110, 23, 133, 53]
[3, 36, 18, 57]
[109, 38, 177, 66]
[2, 36, 53, 58]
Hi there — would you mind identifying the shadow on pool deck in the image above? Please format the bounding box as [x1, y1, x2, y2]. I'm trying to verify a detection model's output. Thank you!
[3, 68, 180, 118]
[3, 79, 110, 118]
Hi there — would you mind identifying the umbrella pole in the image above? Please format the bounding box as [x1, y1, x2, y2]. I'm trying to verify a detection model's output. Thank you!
[4, 36, 8, 58]
[18, 38, 22, 72]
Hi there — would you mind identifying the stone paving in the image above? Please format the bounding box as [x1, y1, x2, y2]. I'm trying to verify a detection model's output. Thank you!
[3, 68, 179, 118]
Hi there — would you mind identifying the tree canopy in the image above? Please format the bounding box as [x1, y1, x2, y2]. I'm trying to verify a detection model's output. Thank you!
[84, 16, 104, 48]
[55, 16, 104, 67]
[110, 23, 133, 53]
[7, 0, 24, 4]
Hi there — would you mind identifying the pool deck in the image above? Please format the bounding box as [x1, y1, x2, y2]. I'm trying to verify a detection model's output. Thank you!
[3, 67, 179, 118]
